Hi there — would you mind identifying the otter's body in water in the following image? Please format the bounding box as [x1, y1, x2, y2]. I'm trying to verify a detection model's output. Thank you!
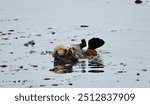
[50, 38, 105, 73]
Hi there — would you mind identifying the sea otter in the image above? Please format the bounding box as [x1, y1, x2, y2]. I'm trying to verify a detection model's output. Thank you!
[50, 38, 105, 73]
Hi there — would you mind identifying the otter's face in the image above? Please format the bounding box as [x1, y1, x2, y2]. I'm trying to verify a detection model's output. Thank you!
[53, 45, 79, 64]
[53, 45, 73, 57]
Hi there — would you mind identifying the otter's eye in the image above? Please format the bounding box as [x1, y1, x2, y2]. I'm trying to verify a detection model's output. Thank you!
[72, 47, 76, 51]
[55, 51, 58, 54]
[64, 49, 67, 53]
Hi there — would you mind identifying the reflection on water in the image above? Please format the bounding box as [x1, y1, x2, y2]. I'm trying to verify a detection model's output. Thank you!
[50, 63, 74, 73]
[50, 54, 104, 74]
[87, 55, 104, 73]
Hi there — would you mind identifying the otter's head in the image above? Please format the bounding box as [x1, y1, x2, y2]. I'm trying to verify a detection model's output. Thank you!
[53, 45, 73, 57]
[53, 44, 78, 63]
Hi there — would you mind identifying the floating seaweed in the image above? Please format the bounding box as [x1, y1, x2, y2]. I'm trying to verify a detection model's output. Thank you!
[24, 40, 35, 47]
[0, 65, 7, 68]
[44, 78, 51, 80]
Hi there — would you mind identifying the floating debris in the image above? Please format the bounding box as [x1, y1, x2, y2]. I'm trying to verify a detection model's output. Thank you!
[2, 80, 33, 84]
[68, 83, 73, 86]
[28, 40, 35, 46]
[44, 78, 51, 80]
[28, 85, 34, 88]
[71, 39, 76, 41]
[52, 84, 58, 86]
[49, 41, 54, 43]
[11, 69, 20, 72]
[31, 65, 38, 68]
[137, 73, 140, 76]
[23, 80, 28, 83]
[135, 0, 143, 4]
[9, 52, 13, 54]
[20, 36, 26, 38]
[41, 51, 49, 55]
[118, 71, 123, 73]
[24, 68, 28, 71]
[29, 50, 37, 54]
[111, 30, 118, 32]
[0, 65, 7, 68]
[0, 33, 7, 36]
[8, 30, 15, 32]
[14, 37, 18, 39]
[1, 38, 9, 40]
[0, 32, 10, 36]
[80, 25, 89, 27]
[142, 69, 148, 72]
[120, 63, 124, 65]
[18, 66, 23, 69]
[47, 27, 53, 30]
[120, 63, 127, 66]
[39, 85, 46, 87]
[117, 71, 127, 73]
[8, 33, 12, 35]
[14, 19, 19, 21]
[1, 32, 6, 35]
[13, 81, 17, 83]
[24, 43, 29, 47]
[52, 31, 55, 35]
[1, 70, 4, 72]
[36, 34, 42, 37]
[24, 40, 35, 47]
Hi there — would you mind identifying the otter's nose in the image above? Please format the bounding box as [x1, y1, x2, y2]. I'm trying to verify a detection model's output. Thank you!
[64, 49, 67, 54]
